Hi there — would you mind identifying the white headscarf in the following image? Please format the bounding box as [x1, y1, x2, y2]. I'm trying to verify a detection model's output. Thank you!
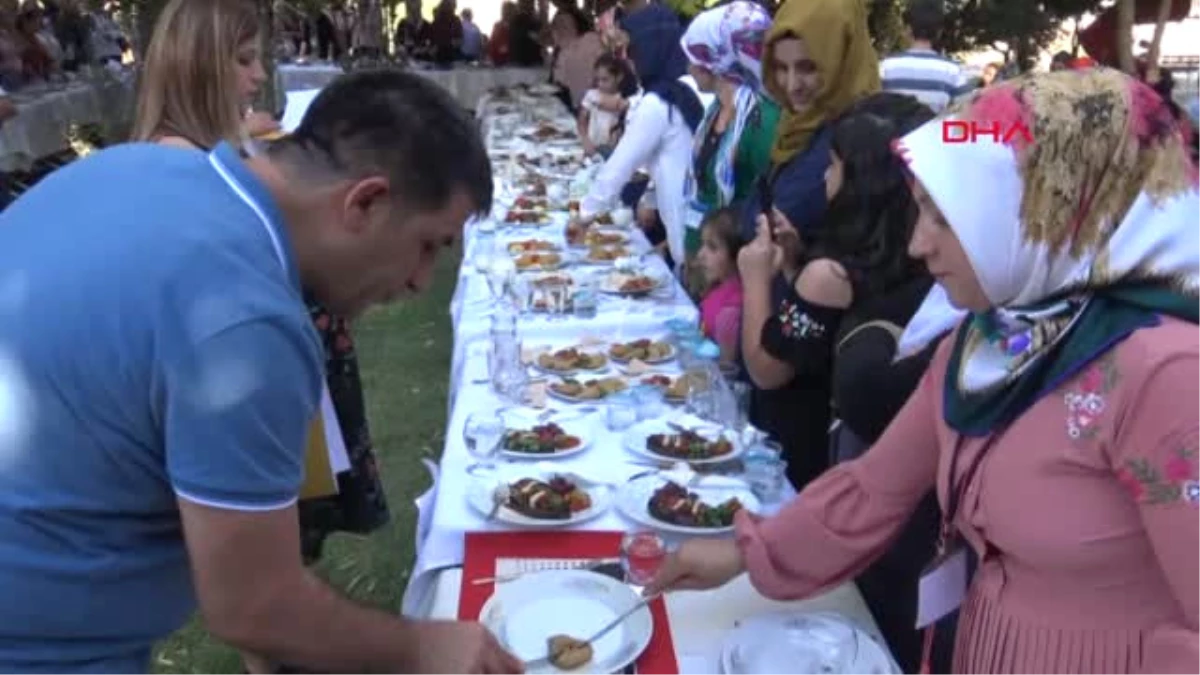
[895, 68, 1199, 393]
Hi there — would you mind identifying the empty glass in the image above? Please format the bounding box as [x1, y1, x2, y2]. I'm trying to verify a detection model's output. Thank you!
[632, 383, 665, 421]
[605, 390, 639, 431]
[463, 410, 506, 474]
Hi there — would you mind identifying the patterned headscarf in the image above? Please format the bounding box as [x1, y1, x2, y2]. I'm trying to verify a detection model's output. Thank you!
[679, 0, 770, 92]
[680, 1, 772, 208]
[896, 68, 1199, 435]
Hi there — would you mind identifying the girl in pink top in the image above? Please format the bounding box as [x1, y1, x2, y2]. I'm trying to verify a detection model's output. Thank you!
[696, 207, 744, 365]
[647, 69, 1200, 673]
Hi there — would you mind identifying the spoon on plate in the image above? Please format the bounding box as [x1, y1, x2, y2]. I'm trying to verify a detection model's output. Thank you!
[524, 593, 662, 670]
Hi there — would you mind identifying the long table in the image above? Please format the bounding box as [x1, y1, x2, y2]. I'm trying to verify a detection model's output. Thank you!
[401, 88, 896, 674]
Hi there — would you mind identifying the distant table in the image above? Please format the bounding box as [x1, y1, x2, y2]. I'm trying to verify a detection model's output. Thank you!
[276, 62, 345, 93]
[411, 66, 548, 111]
[0, 74, 135, 173]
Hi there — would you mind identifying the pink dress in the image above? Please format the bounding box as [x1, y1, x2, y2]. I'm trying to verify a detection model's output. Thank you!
[700, 277, 742, 357]
[735, 317, 1199, 673]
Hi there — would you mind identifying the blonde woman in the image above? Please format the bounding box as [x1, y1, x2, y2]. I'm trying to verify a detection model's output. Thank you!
[132, 3, 390, 673]
[131, 0, 278, 150]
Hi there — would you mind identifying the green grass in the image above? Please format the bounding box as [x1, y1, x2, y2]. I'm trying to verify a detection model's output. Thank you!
[152, 253, 461, 674]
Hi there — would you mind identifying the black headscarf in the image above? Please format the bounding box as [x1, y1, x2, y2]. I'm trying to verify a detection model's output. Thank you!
[621, 1, 703, 131]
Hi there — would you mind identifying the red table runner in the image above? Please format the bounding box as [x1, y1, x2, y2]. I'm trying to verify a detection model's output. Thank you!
[458, 531, 680, 674]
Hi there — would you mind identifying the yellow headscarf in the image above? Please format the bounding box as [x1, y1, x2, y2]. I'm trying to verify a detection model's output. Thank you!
[765, 0, 881, 165]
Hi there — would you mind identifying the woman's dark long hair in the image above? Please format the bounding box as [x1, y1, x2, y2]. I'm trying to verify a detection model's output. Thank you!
[805, 92, 935, 298]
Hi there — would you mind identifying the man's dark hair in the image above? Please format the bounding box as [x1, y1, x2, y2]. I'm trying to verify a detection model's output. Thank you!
[902, 0, 944, 42]
[271, 70, 492, 217]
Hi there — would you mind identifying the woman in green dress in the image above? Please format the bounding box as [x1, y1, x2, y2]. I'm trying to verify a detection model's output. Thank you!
[679, 1, 779, 292]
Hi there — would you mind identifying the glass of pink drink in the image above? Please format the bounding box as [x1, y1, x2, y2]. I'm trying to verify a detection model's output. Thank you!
[620, 531, 667, 586]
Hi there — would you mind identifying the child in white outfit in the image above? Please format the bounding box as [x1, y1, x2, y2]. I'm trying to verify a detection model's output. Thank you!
[578, 54, 628, 158]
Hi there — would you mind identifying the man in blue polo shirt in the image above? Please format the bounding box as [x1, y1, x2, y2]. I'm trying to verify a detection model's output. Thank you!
[0, 71, 520, 673]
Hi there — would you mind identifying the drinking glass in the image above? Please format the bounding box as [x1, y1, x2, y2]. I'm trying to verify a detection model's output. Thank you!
[728, 381, 751, 432]
[620, 531, 667, 587]
[574, 275, 598, 318]
[605, 390, 639, 431]
[473, 232, 496, 274]
[463, 410, 506, 474]
[632, 384, 665, 421]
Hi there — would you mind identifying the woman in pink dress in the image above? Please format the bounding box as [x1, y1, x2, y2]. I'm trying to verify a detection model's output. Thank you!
[647, 68, 1199, 673]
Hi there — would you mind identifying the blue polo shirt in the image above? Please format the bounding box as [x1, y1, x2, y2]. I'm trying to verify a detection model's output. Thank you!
[0, 143, 323, 672]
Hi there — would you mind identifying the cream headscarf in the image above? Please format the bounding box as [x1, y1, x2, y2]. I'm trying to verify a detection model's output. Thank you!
[895, 68, 1199, 434]
[764, 0, 880, 165]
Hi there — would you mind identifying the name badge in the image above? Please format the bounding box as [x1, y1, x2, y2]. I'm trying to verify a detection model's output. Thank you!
[915, 541, 968, 629]
[683, 201, 706, 232]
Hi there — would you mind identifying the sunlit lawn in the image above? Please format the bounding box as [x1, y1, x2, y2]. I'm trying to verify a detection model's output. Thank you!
[153, 253, 460, 673]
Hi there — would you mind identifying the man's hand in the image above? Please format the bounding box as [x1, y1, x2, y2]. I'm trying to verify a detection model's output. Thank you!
[636, 204, 657, 231]
[410, 620, 525, 673]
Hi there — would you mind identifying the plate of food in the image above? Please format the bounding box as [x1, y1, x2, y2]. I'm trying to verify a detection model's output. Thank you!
[548, 376, 629, 402]
[615, 473, 759, 535]
[511, 195, 551, 211]
[608, 339, 676, 365]
[468, 472, 611, 528]
[584, 245, 629, 264]
[504, 210, 553, 226]
[507, 239, 560, 255]
[599, 272, 662, 297]
[621, 417, 744, 465]
[479, 568, 652, 674]
[532, 347, 609, 375]
[498, 421, 590, 459]
[566, 224, 630, 248]
[514, 252, 564, 271]
[639, 374, 690, 403]
[530, 273, 575, 288]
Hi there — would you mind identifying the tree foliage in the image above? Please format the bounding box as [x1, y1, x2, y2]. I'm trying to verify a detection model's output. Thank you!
[940, 0, 1105, 68]
[867, 0, 908, 57]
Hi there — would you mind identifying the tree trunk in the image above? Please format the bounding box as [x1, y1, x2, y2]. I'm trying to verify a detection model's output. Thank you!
[1144, 0, 1175, 82]
[132, 0, 169, 59]
[258, 0, 280, 116]
[1116, 0, 1136, 73]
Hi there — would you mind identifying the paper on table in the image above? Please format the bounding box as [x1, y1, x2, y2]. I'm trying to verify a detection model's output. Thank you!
[281, 88, 321, 132]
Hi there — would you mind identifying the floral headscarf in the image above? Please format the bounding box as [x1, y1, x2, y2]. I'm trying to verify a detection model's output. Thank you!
[896, 68, 1199, 435]
[680, 1, 771, 208]
[679, 0, 770, 93]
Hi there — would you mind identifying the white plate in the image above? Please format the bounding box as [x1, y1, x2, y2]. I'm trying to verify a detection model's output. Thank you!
[466, 469, 612, 528]
[546, 379, 630, 404]
[496, 416, 594, 460]
[615, 472, 760, 535]
[598, 274, 664, 296]
[607, 341, 676, 365]
[480, 569, 653, 674]
[621, 417, 745, 465]
[719, 612, 900, 674]
[529, 348, 611, 377]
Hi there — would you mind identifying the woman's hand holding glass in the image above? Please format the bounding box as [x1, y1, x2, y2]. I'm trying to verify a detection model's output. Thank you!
[642, 538, 746, 596]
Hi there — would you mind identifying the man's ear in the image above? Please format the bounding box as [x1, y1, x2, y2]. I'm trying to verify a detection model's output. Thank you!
[340, 176, 391, 234]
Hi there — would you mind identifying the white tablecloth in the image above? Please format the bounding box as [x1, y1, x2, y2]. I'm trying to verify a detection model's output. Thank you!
[0, 74, 135, 172]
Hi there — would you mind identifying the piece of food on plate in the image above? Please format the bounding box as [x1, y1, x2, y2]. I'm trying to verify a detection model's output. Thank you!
[531, 273, 574, 288]
[547, 635, 594, 670]
[609, 338, 674, 363]
[514, 252, 562, 270]
[550, 377, 627, 400]
[506, 476, 592, 520]
[647, 481, 742, 528]
[501, 423, 582, 454]
[565, 220, 588, 246]
[645, 429, 734, 460]
[536, 347, 607, 372]
[513, 195, 550, 210]
[586, 230, 627, 246]
[641, 375, 690, 401]
[594, 212, 614, 225]
[586, 245, 627, 262]
[504, 210, 549, 224]
[617, 274, 657, 294]
[507, 239, 557, 254]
